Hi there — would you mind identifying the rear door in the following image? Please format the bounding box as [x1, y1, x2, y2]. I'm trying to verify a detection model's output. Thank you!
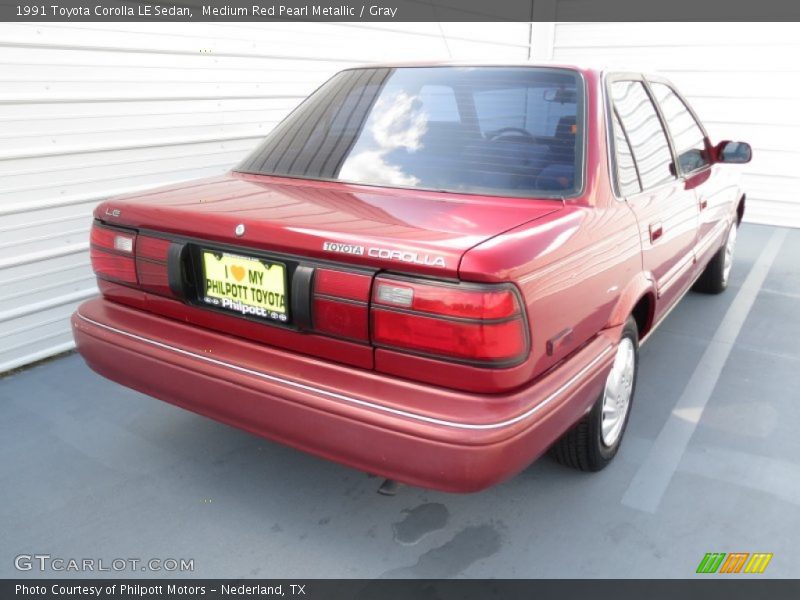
[608, 76, 700, 316]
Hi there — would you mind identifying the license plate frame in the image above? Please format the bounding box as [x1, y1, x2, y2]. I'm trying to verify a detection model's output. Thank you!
[199, 248, 290, 324]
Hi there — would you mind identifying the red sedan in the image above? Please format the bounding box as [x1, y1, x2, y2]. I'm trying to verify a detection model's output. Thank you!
[72, 64, 751, 492]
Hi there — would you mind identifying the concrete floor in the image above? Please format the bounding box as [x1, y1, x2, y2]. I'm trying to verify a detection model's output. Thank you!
[1, 224, 799, 579]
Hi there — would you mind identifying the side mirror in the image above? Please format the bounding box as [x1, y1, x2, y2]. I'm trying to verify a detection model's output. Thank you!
[716, 140, 752, 164]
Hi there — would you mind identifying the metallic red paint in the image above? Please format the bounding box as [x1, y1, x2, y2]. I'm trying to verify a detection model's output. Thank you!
[73, 298, 616, 492]
[71, 65, 746, 491]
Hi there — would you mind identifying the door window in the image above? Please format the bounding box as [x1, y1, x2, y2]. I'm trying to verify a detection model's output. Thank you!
[650, 82, 709, 174]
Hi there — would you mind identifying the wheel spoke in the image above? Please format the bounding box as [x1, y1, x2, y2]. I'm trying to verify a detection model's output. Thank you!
[600, 336, 636, 447]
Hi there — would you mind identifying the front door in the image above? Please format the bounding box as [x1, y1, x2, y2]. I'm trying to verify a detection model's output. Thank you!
[609, 78, 700, 317]
[647, 80, 734, 271]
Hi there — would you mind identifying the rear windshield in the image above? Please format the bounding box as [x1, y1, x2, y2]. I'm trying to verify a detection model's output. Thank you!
[237, 67, 584, 198]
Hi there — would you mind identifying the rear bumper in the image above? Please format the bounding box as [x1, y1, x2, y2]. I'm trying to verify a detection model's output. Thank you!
[72, 298, 616, 492]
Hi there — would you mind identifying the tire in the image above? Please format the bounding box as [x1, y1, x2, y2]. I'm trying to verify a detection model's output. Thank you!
[693, 221, 738, 294]
[550, 316, 639, 472]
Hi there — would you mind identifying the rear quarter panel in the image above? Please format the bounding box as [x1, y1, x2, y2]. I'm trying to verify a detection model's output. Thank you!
[460, 201, 642, 379]
[460, 69, 645, 380]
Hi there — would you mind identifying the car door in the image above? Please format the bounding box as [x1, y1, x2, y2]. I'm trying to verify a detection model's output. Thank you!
[647, 79, 733, 272]
[608, 76, 700, 317]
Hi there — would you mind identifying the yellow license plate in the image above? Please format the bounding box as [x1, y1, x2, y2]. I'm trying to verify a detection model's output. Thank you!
[201, 250, 288, 322]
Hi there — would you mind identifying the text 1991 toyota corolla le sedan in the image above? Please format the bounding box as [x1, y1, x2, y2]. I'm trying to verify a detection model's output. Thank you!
[72, 64, 752, 492]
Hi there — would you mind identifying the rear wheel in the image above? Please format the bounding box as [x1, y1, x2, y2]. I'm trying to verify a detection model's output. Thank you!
[550, 317, 638, 472]
[693, 221, 737, 294]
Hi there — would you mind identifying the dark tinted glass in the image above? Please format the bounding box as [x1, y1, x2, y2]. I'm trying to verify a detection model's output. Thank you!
[237, 67, 584, 197]
[611, 81, 675, 190]
[611, 111, 642, 196]
[650, 82, 709, 173]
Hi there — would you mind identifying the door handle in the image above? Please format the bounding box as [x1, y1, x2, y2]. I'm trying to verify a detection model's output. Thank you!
[699, 198, 708, 210]
[649, 222, 663, 243]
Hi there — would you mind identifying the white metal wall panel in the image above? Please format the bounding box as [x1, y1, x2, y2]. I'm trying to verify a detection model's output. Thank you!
[551, 22, 800, 228]
[0, 22, 531, 372]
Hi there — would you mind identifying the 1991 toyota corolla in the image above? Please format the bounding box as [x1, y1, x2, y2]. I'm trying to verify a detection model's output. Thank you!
[72, 64, 751, 492]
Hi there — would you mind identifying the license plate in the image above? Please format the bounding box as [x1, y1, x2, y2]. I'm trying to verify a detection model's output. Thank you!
[201, 250, 288, 323]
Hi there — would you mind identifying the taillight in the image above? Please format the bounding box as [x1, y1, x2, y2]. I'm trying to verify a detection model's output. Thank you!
[135, 235, 173, 296]
[90, 222, 177, 297]
[371, 276, 529, 365]
[312, 269, 371, 341]
[90, 224, 137, 284]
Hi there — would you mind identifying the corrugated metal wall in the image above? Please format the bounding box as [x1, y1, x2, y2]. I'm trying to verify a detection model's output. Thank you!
[0, 22, 531, 372]
[550, 22, 800, 228]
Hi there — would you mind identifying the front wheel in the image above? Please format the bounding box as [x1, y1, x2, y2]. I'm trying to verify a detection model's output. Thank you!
[693, 221, 738, 294]
[550, 316, 639, 472]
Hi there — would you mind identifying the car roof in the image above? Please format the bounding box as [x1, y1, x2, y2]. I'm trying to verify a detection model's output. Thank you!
[344, 60, 663, 80]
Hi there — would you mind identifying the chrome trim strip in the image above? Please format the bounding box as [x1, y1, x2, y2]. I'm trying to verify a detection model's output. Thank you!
[75, 312, 612, 431]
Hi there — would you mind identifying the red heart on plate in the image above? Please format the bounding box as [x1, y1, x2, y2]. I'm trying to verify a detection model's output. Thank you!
[231, 265, 246, 282]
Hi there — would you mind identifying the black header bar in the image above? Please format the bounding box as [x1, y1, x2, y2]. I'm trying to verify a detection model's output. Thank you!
[4, 579, 800, 600]
[3, 0, 800, 22]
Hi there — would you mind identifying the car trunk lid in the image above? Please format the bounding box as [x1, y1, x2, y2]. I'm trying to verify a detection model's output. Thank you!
[96, 172, 561, 278]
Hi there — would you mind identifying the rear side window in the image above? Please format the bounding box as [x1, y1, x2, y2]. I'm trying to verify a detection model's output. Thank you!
[650, 82, 709, 174]
[610, 81, 675, 191]
[237, 67, 584, 198]
[611, 111, 642, 196]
